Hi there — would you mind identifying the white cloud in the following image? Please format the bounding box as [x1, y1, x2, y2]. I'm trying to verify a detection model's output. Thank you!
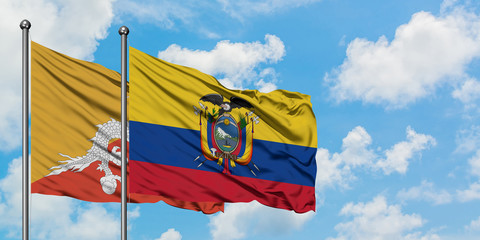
[114, 1, 322, 38]
[457, 182, 480, 202]
[397, 180, 452, 205]
[328, 195, 439, 240]
[340, 126, 376, 167]
[404, 232, 442, 240]
[316, 126, 376, 191]
[218, 0, 321, 20]
[441, 0, 460, 13]
[208, 201, 314, 240]
[469, 150, 480, 177]
[326, 7, 480, 108]
[315, 148, 351, 191]
[316, 126, 436, 190]
[127, 205, 141, 231]
[113, 1, 220, 39]
[0, 157, 121, 239]
[0, 157, 22, 236]
[0, 91, 21, 151]
[42, 202, 119, 240]
[158, 34, 285, 91]
[0, 0, 115, 151]
[338, 35, 347, 46]
[452, 77, 480, 115]
[255, 79, 277, 93]
[254, 68, 279, 93]
[114, 0, 194, 29]
[376, 126, 436, 175]
[10, 0, 115, 61]
[455, 125, 480, 154]
[457, 150, 480, 202]
[128, 206, 141, 219]
[465, 216, 480, 231]
[452, 78, 480, 104]
[156, 228, 182, 240]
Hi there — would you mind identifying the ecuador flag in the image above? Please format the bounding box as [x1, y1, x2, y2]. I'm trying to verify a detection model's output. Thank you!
[30, 41, 223, 214]
[129, 47, 317, 213]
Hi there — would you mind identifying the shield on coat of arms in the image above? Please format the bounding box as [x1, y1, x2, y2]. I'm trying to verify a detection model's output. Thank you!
[214, 114, 239, 153]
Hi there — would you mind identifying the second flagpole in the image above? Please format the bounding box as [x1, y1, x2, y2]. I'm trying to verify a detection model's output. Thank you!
[119, 26, 129, 240]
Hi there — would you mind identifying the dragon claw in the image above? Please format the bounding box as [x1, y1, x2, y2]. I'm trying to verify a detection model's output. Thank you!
[100, 175, 120, 194]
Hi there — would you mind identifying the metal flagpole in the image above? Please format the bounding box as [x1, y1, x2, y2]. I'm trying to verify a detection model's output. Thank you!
[20, 19, 31, 240]
[119, 25, 129, 240]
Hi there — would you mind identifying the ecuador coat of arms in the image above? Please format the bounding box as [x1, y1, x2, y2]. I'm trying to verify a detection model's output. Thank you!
[193, 94, 261, 175]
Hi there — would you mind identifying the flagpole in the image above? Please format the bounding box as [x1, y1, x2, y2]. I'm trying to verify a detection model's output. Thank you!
[119, 25, 129, 240]
[20, 19, 31, 240]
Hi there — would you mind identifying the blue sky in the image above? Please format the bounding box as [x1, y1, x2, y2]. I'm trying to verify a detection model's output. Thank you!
[1, 0, 480, 239]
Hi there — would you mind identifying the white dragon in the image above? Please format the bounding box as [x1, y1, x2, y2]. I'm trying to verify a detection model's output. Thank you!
[46, 118, 127, 195]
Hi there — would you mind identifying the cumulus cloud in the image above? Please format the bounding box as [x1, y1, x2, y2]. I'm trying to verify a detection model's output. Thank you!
[457, 150, 480, 202]
[0, 91, 21, 152]
[397, 180, 452, 205]
[339, 126, 377, 167]
[452, 78, 480, 105]
[156, 228, 182, 240]
[158, 34, 285, 91]
[465, 216, 480, 231]
[315, 126, 375, 190]
[128, 206, 141, 219]
[326, 6, 480, 108]
[469, 150, 480, 177]
[0, 157, 120, 239]
[376, 126, 436, 175]
[40, 202, 119, 240]
[0, 157, 23, 236]
[114, 0, 194, 29]
[315, 148, 352, 191]
[0, 0, 115, 151]
[452, 77, 480, 116]
[327, 195, 439, 240]
[115, 1, 321, 36]
[457, 182, 480, 202]
[115, 0, 321, 38]
[455, 125, 480, 154]
[316, 126, 436, 190]
[3, 0, 115, 61]
[218, 0, 321, 20]
[208, 201, 314, 240]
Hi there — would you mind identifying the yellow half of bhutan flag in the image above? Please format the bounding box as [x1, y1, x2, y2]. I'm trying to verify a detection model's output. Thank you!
[30, 41, 223, 214]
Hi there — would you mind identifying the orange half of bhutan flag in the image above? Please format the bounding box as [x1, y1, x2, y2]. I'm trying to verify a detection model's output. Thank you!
[30, 41, 223, 214]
